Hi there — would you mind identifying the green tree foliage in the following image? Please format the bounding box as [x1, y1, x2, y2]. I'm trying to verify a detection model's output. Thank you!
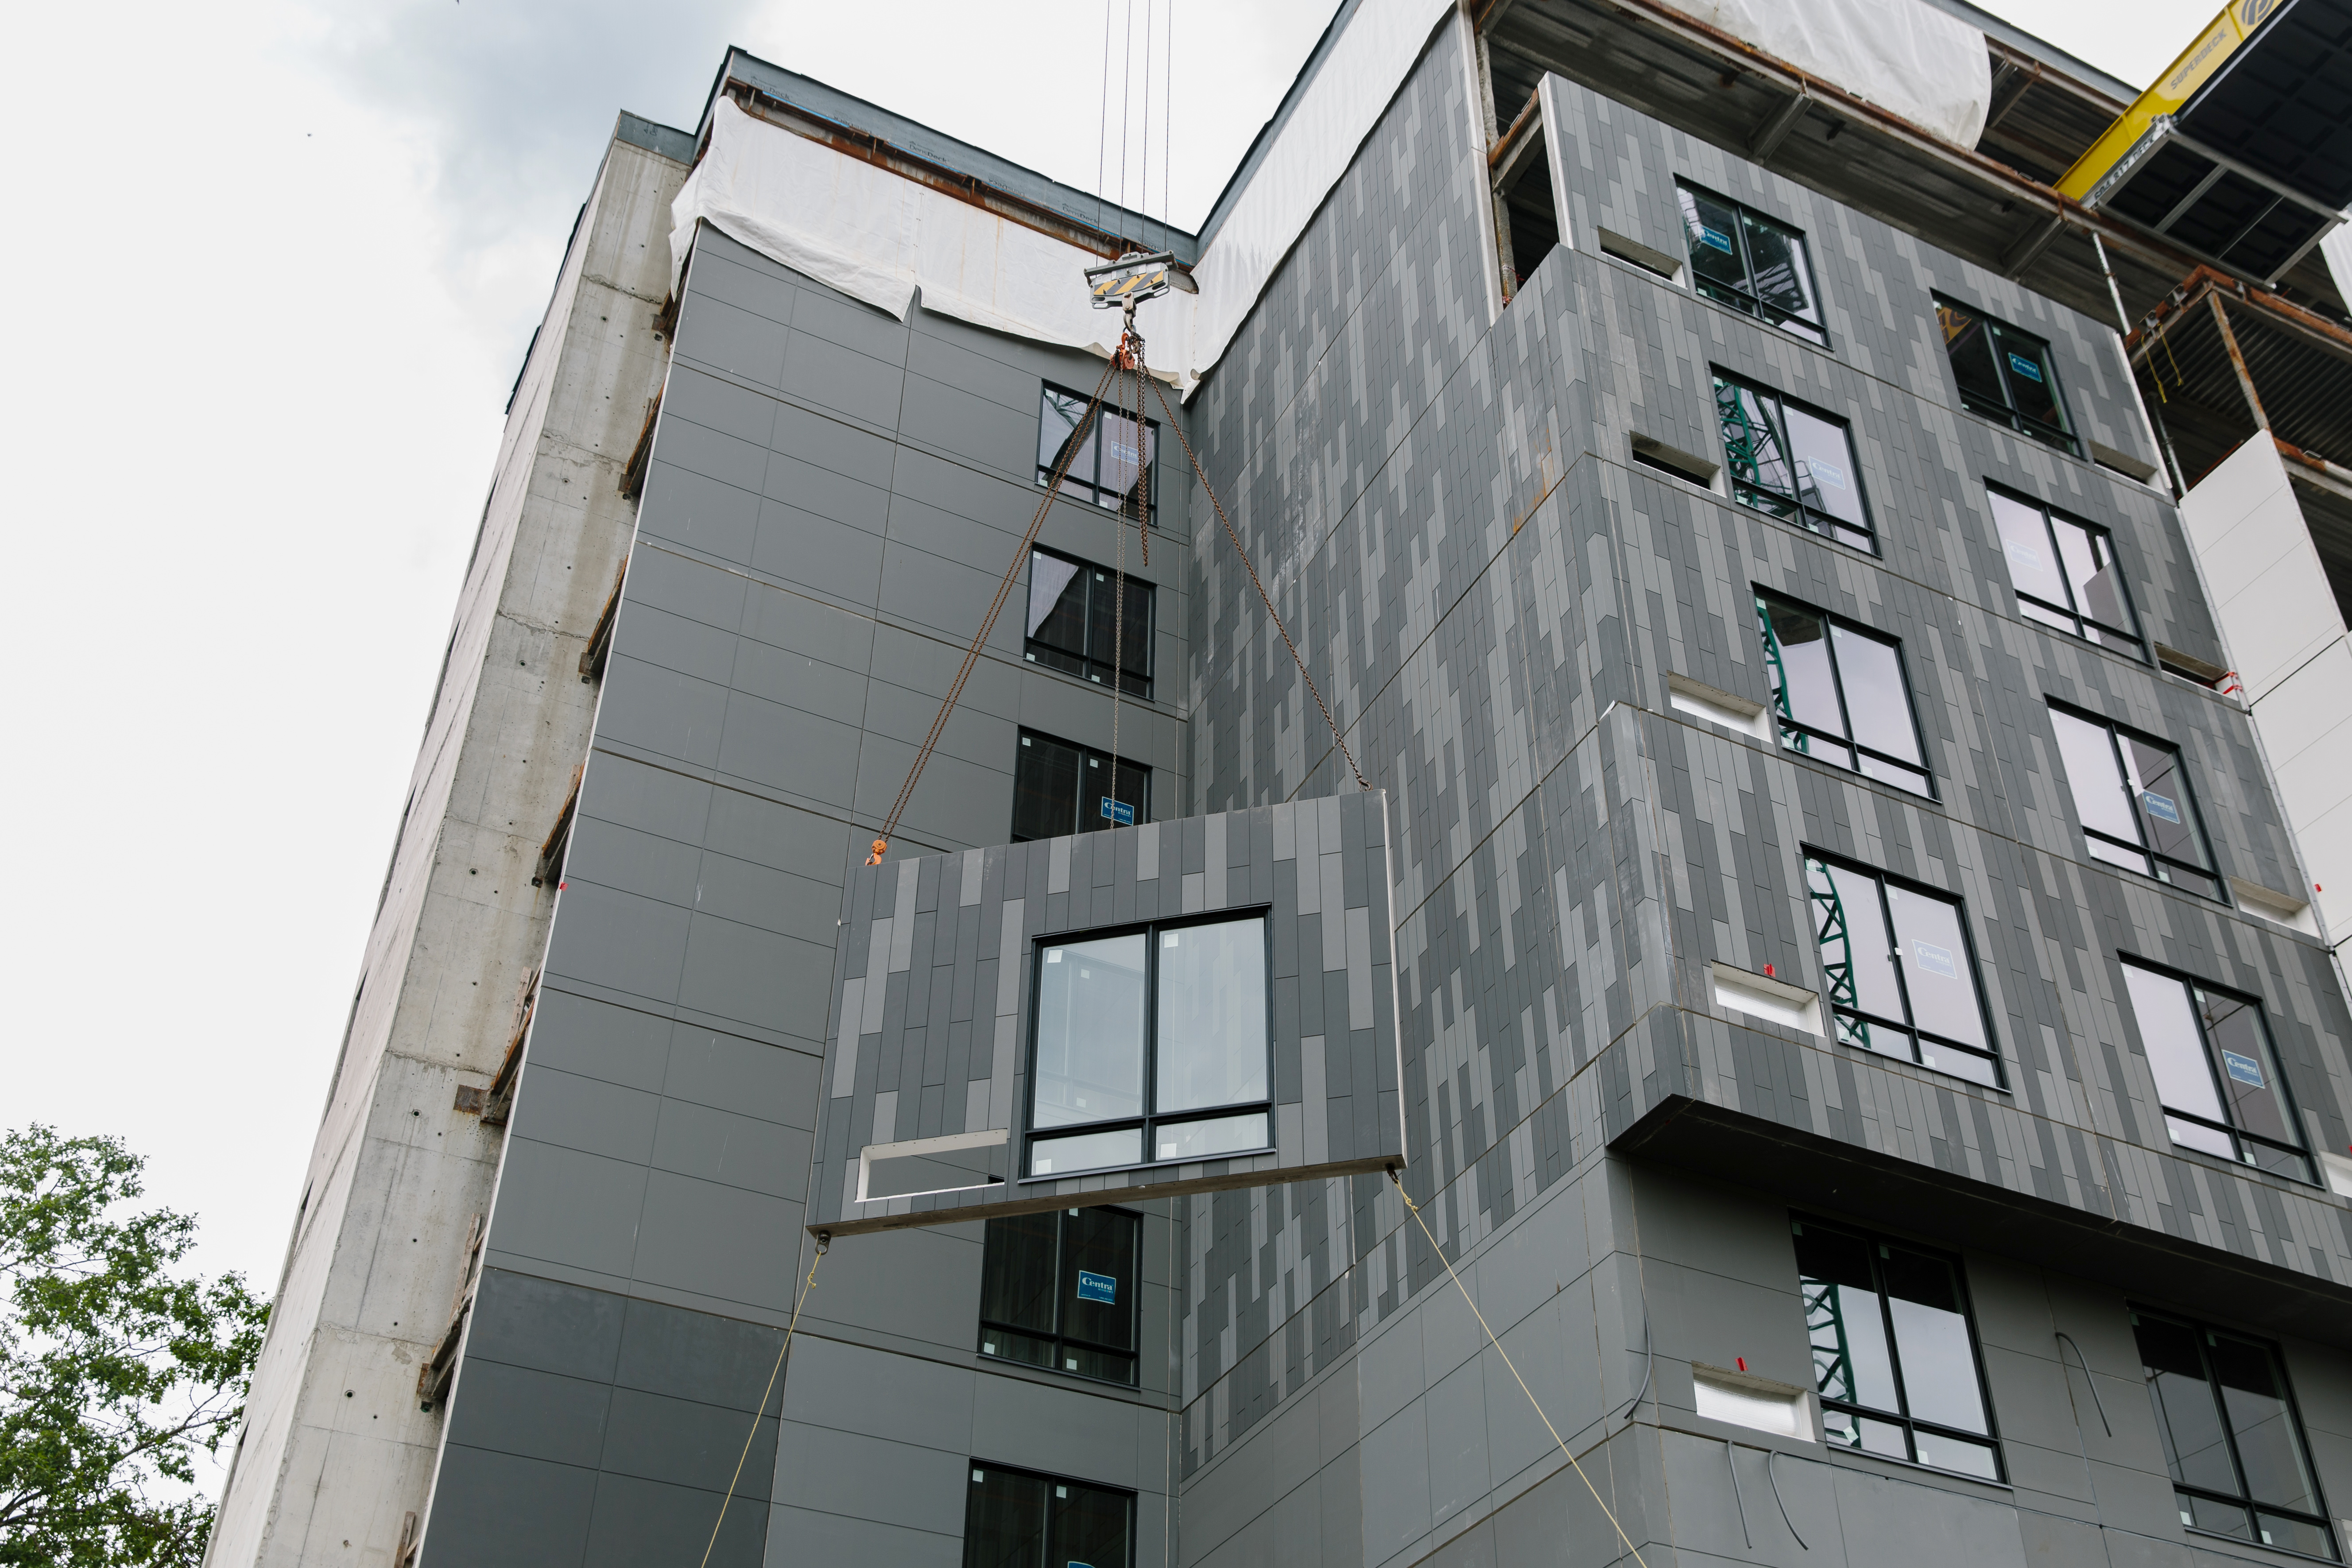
[0, 1126, 269, 1567]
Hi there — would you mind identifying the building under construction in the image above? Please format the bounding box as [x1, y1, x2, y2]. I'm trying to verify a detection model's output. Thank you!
[204, 0, 2352, 1565]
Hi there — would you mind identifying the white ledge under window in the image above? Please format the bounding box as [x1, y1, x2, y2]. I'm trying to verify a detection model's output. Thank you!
[1710, 961, 1824, 1036]
[1668, 673, 1773, 742]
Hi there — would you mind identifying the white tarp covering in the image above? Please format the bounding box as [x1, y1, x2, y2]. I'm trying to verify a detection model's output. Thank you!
[1678, 0, 1991, 147]
[671, 97, 1198, 379]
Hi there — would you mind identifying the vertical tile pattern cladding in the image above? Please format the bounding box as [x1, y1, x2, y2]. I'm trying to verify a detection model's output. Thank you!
[1170, 29, 2352, 1489]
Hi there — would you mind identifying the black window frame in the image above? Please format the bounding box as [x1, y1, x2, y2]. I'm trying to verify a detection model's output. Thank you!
[2118, 956, 2315, 1184]
[2130, 1305, 2340, 1562]
[1037, 382, 1159, 523]
[1011, 729, 1151, 842]
[1024, 546, 1154, 699]
[963, 1460, 1136, 1568]
[1935, 295, 2081, 456]
[1804, 850, 2006, 1088]
[2045, 701, 2224, 901]
[1988, 484, 2145, 658]
[1713, 369, 1877, 554]
[1754, 591, 1936, 798]
[1792, 1214, 2005, 1480]
[1023, 910, 1276, 1181]
[1676, 180, 1830, 345]
[977, 1205, 1143, 1387]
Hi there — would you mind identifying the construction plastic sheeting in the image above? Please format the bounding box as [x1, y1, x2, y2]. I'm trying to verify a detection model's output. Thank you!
[670, 97, 1199, 379]
[1680, 0, 1991, 147]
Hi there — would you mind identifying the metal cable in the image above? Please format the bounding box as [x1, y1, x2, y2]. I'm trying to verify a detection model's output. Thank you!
[1766, 1447, 1808, 1549]
[1725, 1440, 1752, 1549]
[697, 1238, 826, 1568]
[2055, 1330, 2112, 1436]
[868, 355, 1124, 863]
[1145, 373, 1370, 791]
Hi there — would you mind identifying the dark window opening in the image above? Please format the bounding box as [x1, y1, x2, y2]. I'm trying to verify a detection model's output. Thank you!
[2046, 704, 2222, 900]
[1027, 913, 1272, 1179]
[2120, 960, 2314, 1184]
[1936, 296, 2078, 456]
[1715, 372, 1875, 552]
[1678, 182, 1827, 345]
[978, 1206, 1141, 1386]
[1988, 487, 2143, 657]
[964, 1463, 1134, 1568]
[1026, 548, 1151, 699]
[1498, 142, 1561, 296]
[1806, 853, 2004, 1088]
[1794, 1216, 2002, 1479]
[1012, 730, 1149, 842]
[1755, 593, 1933, 797]
[1038, 385, 1157, 522]
[2133, 1309, 2338, 1560]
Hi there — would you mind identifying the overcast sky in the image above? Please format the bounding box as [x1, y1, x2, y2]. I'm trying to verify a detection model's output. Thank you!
[1, 0, 2212, 1485]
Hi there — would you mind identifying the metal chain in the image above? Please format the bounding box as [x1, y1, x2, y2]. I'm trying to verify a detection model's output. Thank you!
[1145, 372, 1369, 790]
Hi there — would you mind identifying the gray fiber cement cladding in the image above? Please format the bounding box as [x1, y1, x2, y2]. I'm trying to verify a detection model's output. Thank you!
[416, 22, 2352, 1568]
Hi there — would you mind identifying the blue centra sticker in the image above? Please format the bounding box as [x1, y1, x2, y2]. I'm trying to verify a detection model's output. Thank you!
[1100, 797, 1135, 827]
[1076, 1270, 1118, 1305]
[1700, 227, 1735, 254]
[1911, 941, 1959, 978]
[2222, 1050, 2265, 1088]
[2142, 791, 2182, 824]
[1802, 458, 1848, 490]
[2006, 351, 2045, 383]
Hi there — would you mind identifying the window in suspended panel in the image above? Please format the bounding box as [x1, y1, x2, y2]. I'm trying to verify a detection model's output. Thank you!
[2119, 960, 2314, 1184]
[2045, 704, 2222, 900]
[1011, 730, 1149, 842]
[1935, 297, 2078, 456]
[2131, 1309, 2339, 1560]
[1791, 1216, 2003, 1480]
[1713, 372, 1874, 553]
[979, 1205, 1141, 1386]
[1677, 182, 1828, 345]
[1027, 913, 1272, 1180]
[1804, 853, 2003, 1088]
[1026, 547, 1152, 699]
[964, 1463, 1134, 1568]
[1987, 487, 2143, 657]
[1038, 383, 1158, 520]
[1754, 593, 1933, 797]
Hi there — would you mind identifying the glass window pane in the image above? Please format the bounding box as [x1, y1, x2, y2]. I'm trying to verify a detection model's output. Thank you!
[1916, 1435, 2002, 1480]
[1110, 577, 1151, 687]
[1081, 756, 1150, 834]
[1992, 488, 2076, 606]
[1885, 887, 1988, 1052]
[1810, 860, 1904, 1028]
[1097, 414, 1153, 512]
[1039, 391, 1096, 494]
[2185, 1491, 2255, 1540]
[2123, 737, 2210, 871]
[1155, 1112, 1271, 1162]
[1060, 1208, 1139, 1357]
[1013, 734, 1083, 842]
[2122, 964, 2228, 1126]
[1029, 1127, 1143, 1177]
[1031, 935, 1146, 1129]
[1940, 303, 2008, 411]
[2088, 836, 2156, 876]
[1992, 325, 2069, 435]
[1823, 1408, 1912, 1459]
[2135, 1314, 2241, 1494]
[2166, 1113, 2239, 1160]
[979, 1212, 1060, 1336]
[1794, 1225, 1901, 1413]
[1029, 553, 1088, 654]
[1782, 404, 1867, 535]
[1743, 211, 1821, 333]
[1680, 186, 1750, 296]
[1831, 624, 1923, 766]
[2048, 709, 2140, 844]
[978, 1327, 1055, 1368]
[1926, 1044, 2003, 1088]
[1157, 918, 1269, 1113]
[1881, 1246, 1990, 1434]
[2053, 518, 2135, 635]
[1718, 378, 1796, 499]
[1050, 1481, 1133, 1568]
[2209, 1334, 2322, 1514]
[1761, 600, 1845, 738]
[2201, 995, 2298, 1151]
[966, 1467, 1049, 1568]
[2256, 1512, 2339, 1559]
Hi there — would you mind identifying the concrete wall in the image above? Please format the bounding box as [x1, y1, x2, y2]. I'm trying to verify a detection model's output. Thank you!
[1167, 21, 2352, 1568]
[205, 126, 688, 1568]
